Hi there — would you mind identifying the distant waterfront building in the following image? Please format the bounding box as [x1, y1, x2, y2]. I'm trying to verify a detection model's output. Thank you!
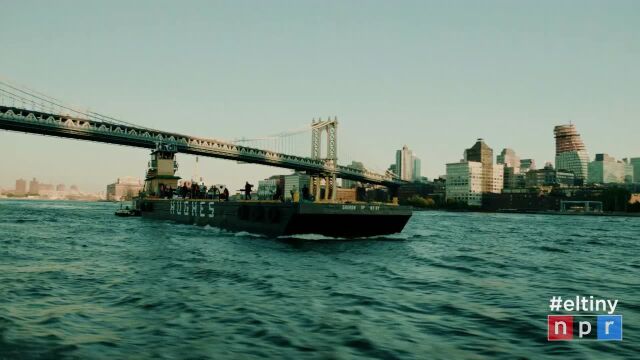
[622, 159, 634, 183]
[446, 139, 503, 206]
[70, 185, 79, 192]
[520, 159, 536, 173]
[106, 176, 143, 201]
[257, 175, 284, 200]
[446, 161, 483, 206]
[395, 145, 421, 181]
[631, 158, 640, 183]
[525, 163, 575, 187]
[464, 139, 502, 193]
[15, 178, 26, 196]
[497, 148, 520, 171]
[497, 148, 521, 189]
[28, 178, 39, 195]
[56, 184, 66, 192]
[342, 161, 365, 189]
[554, 124, 589, 181]
[588, 154, 629, 184]
[412, 157, 422, 182]
[284, 173, 310, 201]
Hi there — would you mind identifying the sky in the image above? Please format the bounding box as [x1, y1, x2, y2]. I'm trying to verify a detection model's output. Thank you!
[1, 0, 639, 192]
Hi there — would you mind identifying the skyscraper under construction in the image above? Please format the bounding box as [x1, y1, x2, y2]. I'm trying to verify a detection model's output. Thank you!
[554, 124, 589, 181]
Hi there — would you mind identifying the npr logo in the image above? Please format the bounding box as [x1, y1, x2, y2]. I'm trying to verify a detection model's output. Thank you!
[548, 315, 622, 341]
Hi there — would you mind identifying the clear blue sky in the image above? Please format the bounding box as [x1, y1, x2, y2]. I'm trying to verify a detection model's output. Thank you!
[1, 0, 639, 192]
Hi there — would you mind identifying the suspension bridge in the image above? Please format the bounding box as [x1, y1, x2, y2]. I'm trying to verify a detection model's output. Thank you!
[0, 80, 403, 198]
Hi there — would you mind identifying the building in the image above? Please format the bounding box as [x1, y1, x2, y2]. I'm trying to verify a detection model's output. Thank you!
[107, 176, 144, 201]
[395, 145, 421, 181]
[38, 183, 55, 197]
[622, 159, 634, 183]
[284, 173, 310, 201]
[464, 139, 502, 193]
[412, 157, 422, 182]
[497, 148, 520, 171]
[554, 124, 589, 181]
[588, 154, 629, 184]
[631, 158, 640, 183]
[520, 159, 536, 173]
[28, 178, 39, 195]
[56, 184, 66, 192]
[446, 139, 503, 206]
[525, 163, 575, 187]
[257, 175, 284, 200]
[342, 161, 364, 189]
[497, 148, 521, 189]
[446, 161, 484, 206]
[15, 178, 26, 196]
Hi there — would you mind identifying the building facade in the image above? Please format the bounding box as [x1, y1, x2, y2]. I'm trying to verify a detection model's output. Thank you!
[28, 178, 39, 195]
[588, 154, 629, 184]
[554, 124, 589, 180]
[15, 179, 26, 196]
[445, 161, 484, 206]
[395, 145, 421, 181]
[631, 158, 640, 183]
[525, 163, 575, 187]
[284, 173, 310, 200]
[520, 159, 536, 173]
[446, 161, 503, 207]
[342, 161, 364, 189]
[464, 139, 496, 193]
[497, 148, 521, 189]
[107, 176, 144, 201]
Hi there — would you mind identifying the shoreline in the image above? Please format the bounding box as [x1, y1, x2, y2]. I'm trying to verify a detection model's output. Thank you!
[411, 207, 640, 217]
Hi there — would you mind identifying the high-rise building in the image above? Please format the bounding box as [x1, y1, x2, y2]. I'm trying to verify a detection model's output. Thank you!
[588, 154, 628, 184]
[520, 159, 536, 173]
[15, 178, 26, 196]
[554, 124, 589, 180]
[446, 139, 503, 206]
[497, 148, 520, 171]
[464, 139, 495, 193]
[622, 159, 634, 183]
[631, 158, 640, 183]
[395, 145, 421, 181]
[497, 148, 521, 189]
[412, 157, 422, 182]
[28, 178, 39, 195]
[342, 161, 365, 189]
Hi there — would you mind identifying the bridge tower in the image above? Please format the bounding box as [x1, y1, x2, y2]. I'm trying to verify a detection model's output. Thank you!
[143, 143, 181, 197]
[310, 117, 338, 202]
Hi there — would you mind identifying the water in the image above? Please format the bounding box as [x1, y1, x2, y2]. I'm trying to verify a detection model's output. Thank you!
[0, 200, 638, 359]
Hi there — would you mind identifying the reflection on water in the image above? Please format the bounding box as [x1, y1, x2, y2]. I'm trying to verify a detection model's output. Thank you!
[0, 200, 638, 359]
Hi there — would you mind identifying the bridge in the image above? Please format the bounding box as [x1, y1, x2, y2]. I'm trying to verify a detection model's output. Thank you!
[0, 80, 404, 200]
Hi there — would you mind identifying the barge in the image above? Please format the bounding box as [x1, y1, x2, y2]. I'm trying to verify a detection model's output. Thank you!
[131, 143, 412, 238]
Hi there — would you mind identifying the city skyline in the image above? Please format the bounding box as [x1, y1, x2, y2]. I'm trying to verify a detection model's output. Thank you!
[2, 1, 640, 192]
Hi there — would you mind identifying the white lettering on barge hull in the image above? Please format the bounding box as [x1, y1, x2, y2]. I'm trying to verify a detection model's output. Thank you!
[169, 200, 215, 219]
[341, 205, 381, 211]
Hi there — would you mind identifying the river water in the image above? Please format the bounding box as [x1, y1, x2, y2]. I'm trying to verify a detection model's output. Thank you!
[0, 200, 638, 359]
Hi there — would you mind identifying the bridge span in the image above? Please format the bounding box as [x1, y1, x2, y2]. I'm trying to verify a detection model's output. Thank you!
[0, 105, 403, 188]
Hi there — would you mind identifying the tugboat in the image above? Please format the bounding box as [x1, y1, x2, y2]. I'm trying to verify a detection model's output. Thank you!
[114, 202, 141, 217]
[131, 143, 412, 238]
